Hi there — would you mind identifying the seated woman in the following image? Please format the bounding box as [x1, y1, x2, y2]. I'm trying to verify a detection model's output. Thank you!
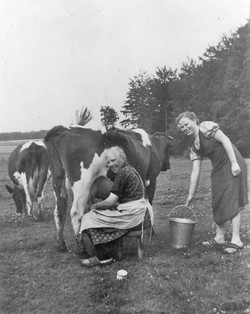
[79, 146, 154, 267]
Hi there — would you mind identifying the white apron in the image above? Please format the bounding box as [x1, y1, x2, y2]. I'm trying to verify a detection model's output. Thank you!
[79, 198, 154, 234]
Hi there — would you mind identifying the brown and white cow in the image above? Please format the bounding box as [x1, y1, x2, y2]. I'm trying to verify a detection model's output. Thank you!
[44, 125, 173, 252]
[5, 140, 50, 221]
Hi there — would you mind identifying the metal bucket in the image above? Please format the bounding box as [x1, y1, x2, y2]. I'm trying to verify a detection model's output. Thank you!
[169, 205, 197, 249]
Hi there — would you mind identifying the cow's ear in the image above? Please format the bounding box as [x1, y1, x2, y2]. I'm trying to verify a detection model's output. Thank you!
[5, 185, 13, 194]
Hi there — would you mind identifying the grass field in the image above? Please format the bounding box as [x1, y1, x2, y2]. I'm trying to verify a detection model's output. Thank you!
[0, 141, 249, 314]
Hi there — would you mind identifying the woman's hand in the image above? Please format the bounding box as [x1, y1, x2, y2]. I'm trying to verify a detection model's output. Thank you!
[185, 196, 193, 206]
[89, 193, 119, 211]
[231, 162, 241, 177]
[214, 130, 241, 177]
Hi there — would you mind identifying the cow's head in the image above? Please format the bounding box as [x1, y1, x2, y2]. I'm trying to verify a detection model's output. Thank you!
[162, 135, 174, 171]
[5, 185, 26, 214]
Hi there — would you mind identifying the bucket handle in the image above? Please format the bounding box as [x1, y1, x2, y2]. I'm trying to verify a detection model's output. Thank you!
[169, 205, 198, 223]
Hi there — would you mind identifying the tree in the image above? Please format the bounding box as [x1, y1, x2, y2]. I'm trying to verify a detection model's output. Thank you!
[121, 67, 178, 133]
[100, 106, 119, 130]
[121, 70, 153, 130]
[152, 66, 178, 131]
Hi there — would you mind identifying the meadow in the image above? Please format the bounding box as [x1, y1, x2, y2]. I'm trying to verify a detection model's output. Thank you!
[0, 141, 249, 314]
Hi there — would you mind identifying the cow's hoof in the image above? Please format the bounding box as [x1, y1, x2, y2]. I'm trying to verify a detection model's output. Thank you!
[56, 243, 68, 253]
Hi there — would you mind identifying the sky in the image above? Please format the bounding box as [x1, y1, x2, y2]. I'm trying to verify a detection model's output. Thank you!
[0, 0, 250, 133]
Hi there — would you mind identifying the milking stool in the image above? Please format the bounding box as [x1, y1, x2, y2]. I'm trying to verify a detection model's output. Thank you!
[116, 228, 152, 262]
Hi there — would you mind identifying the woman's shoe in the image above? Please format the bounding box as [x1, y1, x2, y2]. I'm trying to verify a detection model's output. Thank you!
[223, 243, 244, 254]
[202, 238, 227, 250]
[80, 256, 113, 268]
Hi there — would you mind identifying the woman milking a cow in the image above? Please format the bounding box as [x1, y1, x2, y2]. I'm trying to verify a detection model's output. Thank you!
[176, 111, 248, 254]
[79, 146, 154, 267]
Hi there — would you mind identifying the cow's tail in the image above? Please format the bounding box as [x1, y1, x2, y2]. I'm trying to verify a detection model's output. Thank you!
[27, 144, 40, 192]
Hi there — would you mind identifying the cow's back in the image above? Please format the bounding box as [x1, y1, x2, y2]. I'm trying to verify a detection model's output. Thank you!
[8, 142, 49, 184]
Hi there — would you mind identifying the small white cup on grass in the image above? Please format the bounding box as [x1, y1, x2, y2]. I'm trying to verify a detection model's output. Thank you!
[116, 269, 128, 280]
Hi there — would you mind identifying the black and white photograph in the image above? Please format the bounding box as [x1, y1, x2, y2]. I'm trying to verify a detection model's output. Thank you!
[0, 1, 250, 313]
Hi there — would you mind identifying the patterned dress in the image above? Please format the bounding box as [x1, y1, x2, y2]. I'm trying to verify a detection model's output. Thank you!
[190, 122, 248, 225]
[80, 164, 152, 245]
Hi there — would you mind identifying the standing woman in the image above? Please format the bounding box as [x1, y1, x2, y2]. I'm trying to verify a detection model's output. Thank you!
[176, 112, 248, 254]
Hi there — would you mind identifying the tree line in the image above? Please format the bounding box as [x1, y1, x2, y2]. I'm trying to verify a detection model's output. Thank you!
[0, 130, 47, 142]
[102, 21, 250, 157]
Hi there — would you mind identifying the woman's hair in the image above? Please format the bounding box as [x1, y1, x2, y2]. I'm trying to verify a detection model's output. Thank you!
[175, 111, 199, 125]
[106, 146, 127, 163]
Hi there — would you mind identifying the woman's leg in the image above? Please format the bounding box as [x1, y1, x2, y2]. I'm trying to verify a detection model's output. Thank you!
[231, 212, 243, 246]
[80, 232, 96, 258]
[214, 223, 226, 244]
[81, 232, 113, 260]
[95, 243, 113, 260]
[223, 212, 244, 253]
[202, 222, 227, 246]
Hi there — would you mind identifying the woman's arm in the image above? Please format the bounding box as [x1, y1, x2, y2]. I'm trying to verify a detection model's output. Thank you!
[213, 129, 241, 176]
[186, 159, 201, 206]
[90, 192, 119, 210]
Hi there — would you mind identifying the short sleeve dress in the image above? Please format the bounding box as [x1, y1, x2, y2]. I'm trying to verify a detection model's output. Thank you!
[81, 164, 150, 245]
[190, 121, 248, 225]
[110, 164, 144, 202]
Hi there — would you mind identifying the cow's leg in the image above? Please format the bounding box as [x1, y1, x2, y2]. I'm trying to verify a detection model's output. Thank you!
[53, 179, 68, 252]
[37, 195, 46, 221]
[75, 229, 90, 258]
[28, 173, 42, 221]
[146, 177, 157, 205]
[70, 186, 90, 254]
[13, 172, 31, 215]
[29, 194, 42, 222]
[34, 170, 50, 221]
[19, 172, 32, 215]
[31, 196, 44, 222]
[18, 188, 27, 214]
[71, 197, 89, 256]
[54, 198, 68, 252]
